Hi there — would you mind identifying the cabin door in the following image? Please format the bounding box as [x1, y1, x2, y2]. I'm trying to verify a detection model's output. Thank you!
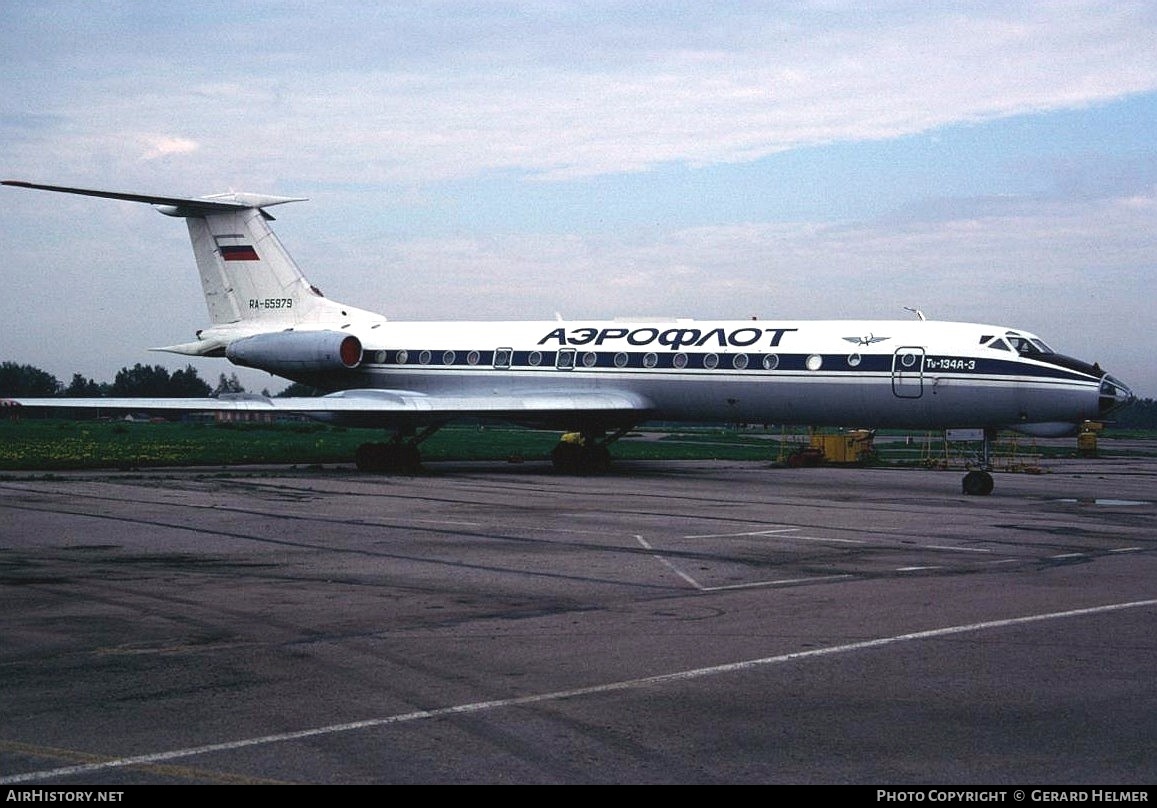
[891, 347, 925, 398]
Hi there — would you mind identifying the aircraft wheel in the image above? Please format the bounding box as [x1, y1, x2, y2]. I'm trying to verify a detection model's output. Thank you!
[397, 444, 422, 473]
[355, 442, 386, 472]
[552, 442, 612, 474]
[355, 442, 421, 473]
[962, 470, 994, 496]
[551, 442, 582, 473]
[579, 444, 612, 474]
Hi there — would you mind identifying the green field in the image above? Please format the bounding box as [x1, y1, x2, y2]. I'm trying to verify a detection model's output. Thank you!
[0, 418, 1146, 472]
[0, 419, 787, 471]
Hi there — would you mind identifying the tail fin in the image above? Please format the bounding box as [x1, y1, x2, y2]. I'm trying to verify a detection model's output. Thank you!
[3, 181, 374, 343]
[184, 202, 330, 327]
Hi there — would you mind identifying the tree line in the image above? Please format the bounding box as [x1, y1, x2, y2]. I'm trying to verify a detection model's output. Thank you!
[0, 361, 282, 398]
[1114, 396, 1157, 430]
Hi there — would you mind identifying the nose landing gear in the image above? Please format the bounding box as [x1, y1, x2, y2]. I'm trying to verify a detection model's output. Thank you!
[962, 469, 994, 496]
[962, 428, 997, 495]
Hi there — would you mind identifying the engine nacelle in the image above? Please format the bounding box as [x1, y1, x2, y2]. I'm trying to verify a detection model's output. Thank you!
[226, 331, 362, 375]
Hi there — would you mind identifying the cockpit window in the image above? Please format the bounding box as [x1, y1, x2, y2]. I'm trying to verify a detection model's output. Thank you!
[1004, 334, 1053, 356]
[987, 339, 1011, 351]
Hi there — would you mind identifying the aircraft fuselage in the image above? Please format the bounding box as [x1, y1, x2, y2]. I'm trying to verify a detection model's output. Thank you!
[279, 318, 1129, 435]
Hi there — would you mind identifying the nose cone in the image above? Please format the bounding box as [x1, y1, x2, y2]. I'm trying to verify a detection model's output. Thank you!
[1099, 374, 1134, 417]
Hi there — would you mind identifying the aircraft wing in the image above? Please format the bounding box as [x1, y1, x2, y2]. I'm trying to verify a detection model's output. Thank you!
[2, 388, 653, 428]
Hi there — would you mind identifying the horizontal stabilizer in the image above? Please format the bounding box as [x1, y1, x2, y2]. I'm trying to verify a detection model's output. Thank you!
[4, 178, 362, 331]
[2, 180, 306, 213]
[150, 339, 228, 357]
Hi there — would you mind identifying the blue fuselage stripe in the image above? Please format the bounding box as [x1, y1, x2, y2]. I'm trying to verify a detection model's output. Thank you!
[362, 350, 1093, 384]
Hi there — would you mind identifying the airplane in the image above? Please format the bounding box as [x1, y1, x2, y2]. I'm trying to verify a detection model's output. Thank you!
[1, 180, 1135, 494]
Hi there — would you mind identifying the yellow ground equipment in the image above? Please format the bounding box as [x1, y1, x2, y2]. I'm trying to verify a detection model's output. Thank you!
[787, 429, 876, 467]
[1077, 421, 1102, 457]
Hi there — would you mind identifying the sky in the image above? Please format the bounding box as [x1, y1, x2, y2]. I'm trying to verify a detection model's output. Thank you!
[2, 0, 1155, 396]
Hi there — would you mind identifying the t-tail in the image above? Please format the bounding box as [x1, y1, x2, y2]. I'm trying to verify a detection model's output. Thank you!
[1, 180, 382, 361]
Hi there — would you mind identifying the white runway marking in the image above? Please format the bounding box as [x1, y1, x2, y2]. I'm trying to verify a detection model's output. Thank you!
[780, 534, 866, 544]
[5, 599, 1154, 785]
[636, 536, 848, 591]
[922, 544, 992, 553]
[411, 518, 483, 526]
[683, 528, 800, 538]
[683, 527, 864, 544]
[635, 535, 703, 588]
[702, 574, 853, 591]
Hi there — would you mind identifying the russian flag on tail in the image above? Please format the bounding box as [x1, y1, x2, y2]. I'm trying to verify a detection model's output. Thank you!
[215, 234, 259, 261]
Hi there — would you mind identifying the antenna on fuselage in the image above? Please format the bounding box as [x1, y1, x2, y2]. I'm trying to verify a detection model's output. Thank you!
[904, 306, 926, 321]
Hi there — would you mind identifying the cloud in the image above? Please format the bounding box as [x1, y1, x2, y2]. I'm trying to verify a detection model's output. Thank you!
[139, 135, 199, 161]
[4, 2, 1156, 184]
[366, 193, 1152, 322]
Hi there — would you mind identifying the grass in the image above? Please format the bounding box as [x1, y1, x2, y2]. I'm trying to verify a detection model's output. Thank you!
[0, 417, 1149, 471]
[0, 419, 356, 470]
[0, 419, 801, 470]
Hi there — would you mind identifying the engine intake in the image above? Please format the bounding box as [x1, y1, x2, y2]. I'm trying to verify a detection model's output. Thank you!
[226, 331, 362, 374]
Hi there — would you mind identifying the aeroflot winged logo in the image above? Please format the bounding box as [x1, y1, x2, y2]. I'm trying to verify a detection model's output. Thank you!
[842, 334, 890, 347]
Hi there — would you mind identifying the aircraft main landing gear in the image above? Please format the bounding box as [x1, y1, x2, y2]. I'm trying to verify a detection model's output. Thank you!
[551, 441, 612, 474]
[550, 428, 626, 474]
[354, 425, 441, 473]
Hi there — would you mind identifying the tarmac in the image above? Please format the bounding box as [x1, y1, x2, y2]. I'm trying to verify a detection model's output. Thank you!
[1, 453, 1154, 784]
